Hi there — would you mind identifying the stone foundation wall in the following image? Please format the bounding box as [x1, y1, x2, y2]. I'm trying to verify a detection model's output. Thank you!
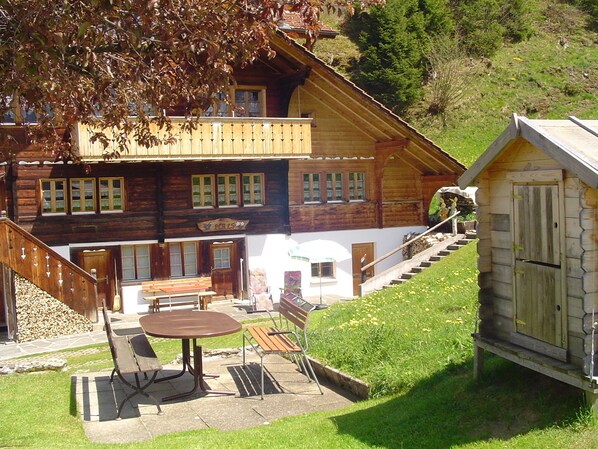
[14, 274, 93, 342]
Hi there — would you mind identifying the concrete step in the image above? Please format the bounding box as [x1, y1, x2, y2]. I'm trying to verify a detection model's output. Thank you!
[429, 255, 443, 262]
[389, 279, 405, 285]
[401, 273, 416, 280]
[411, 267, 425, 273]
[447, 244, 463, 251]
[438, 250, 452, 256]
[420, 261, 434, 267]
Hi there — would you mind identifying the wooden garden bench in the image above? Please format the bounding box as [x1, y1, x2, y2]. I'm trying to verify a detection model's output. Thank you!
[242, 295, 323, 399]
[102, 298, 163, 418]
[142, 276, 216, 312]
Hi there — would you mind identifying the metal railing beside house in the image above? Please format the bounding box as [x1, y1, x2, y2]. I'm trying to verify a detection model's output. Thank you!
[359, 210, 461, 290]
[0, 214, 98, 329]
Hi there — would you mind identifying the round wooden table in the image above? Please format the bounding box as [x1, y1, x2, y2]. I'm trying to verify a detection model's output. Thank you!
[140, 310, 241, 401]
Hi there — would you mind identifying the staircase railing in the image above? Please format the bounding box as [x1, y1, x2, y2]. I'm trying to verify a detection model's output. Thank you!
[360, 210, 461, 280]
[0, 215, 98, 322]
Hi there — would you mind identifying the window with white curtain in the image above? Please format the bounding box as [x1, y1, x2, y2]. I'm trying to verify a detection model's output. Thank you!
[122, 245, 151, 280]
[169, 242, 198, 277]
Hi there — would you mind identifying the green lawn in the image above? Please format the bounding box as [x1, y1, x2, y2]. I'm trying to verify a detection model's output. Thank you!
[1, 242, 596, 448]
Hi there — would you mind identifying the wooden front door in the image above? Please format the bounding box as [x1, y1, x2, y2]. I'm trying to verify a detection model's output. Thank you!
[352, 242, 375, 296]
[513, 183, 565, 348]
[210, 242, 238, 297]
[81, 250, 113, 309]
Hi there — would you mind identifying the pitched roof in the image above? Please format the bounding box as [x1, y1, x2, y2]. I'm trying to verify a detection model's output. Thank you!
[270, 31, 466, 176]
[458, 114, 598, 188]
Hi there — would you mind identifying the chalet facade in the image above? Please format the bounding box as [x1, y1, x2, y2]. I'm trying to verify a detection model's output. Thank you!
[459, 115, 598, 408]
[1, 31, 464, 314]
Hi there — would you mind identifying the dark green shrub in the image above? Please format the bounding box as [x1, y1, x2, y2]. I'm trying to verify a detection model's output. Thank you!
[347, 0, 454, 114]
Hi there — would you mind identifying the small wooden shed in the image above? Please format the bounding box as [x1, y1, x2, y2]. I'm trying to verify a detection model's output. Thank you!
[459, 115, 598, 408]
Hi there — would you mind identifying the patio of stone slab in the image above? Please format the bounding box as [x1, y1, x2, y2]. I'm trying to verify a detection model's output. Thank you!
[73, 351, 356, 444]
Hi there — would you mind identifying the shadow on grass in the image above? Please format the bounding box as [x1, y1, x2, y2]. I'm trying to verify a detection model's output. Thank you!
[331, 356, 583, 449]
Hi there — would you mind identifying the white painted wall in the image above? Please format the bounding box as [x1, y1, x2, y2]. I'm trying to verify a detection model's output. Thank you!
[52, 224, 425, 314]
[246, 225, 425, 302]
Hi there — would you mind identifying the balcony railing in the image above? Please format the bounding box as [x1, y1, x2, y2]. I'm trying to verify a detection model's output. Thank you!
[74, 117, 313, 161]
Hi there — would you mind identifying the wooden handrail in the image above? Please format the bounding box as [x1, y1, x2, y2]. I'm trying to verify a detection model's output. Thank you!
[0, 216, 98, 321]
[361, 210, 461, 272]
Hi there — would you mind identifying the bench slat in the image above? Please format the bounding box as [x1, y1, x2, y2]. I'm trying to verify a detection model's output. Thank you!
[279, 299, 309, 330]
[128, 334, 163, 372]
[112, 335, 141, 375]
[248, 327, 301, 353]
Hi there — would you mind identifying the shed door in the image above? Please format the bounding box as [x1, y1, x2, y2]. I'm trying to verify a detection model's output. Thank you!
[513, 184, 564, 348]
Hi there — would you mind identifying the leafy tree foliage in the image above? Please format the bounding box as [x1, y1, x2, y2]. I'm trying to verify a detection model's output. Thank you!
[0, 0, 383, 159]
[348, 0, 453, 115]
[576, 0, 598, 30]
[346, 0, 535, 114]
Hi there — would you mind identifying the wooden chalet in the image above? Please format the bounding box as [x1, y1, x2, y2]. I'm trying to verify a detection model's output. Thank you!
[0, 30, 464, 320]
[458, 115, 598, 409]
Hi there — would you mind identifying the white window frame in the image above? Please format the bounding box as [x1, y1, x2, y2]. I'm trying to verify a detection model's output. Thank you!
[242, 173, 264, 206]
[213, 247, 231, 269]
[217, 174, 240, 207]
[99, 177, 124, 213]
[311, 261, 335, 279]
[326, 172, 343, 203]
[232, 86, 266, 117]
[303, 173, 321, 204]
[169, 242, 198, 278]
[348, 172, 366, 201]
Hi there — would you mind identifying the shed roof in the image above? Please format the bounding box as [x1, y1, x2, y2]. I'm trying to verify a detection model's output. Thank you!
[458, 115, 598, 188]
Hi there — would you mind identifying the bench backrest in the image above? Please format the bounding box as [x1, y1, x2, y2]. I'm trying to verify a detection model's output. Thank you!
[278, 296, 315, 349]
[142, 276, 212, 293]
[278, 296, 308, 330]
[101, 298, 118, 364]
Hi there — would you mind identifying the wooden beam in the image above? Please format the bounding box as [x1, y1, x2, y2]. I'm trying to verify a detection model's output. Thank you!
[303, 78, 389, 141]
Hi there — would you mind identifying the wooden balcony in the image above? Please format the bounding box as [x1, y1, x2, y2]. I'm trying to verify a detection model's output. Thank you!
[74, 117, 313, 161]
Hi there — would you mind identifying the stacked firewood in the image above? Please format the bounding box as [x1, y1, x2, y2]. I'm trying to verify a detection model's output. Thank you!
[402, 232, 452, 259]
[14, 274, 92, 342]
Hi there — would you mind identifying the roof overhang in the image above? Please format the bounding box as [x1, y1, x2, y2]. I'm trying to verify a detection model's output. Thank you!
[459, 114, 598, 189]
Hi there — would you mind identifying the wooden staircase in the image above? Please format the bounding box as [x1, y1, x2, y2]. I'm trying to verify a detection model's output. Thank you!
[387, 236, 476, 286]
[360, 232, 476, 296]
[0, 216, 98, 333]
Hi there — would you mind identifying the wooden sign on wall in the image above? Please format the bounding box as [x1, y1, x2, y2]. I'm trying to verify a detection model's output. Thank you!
[197, 218, 249, 233]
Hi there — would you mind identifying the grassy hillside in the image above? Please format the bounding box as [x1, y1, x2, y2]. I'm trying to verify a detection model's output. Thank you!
[314, 1, 597, 167]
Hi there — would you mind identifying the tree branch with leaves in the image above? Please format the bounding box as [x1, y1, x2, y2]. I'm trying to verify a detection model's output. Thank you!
[0, 0, 383, 160]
